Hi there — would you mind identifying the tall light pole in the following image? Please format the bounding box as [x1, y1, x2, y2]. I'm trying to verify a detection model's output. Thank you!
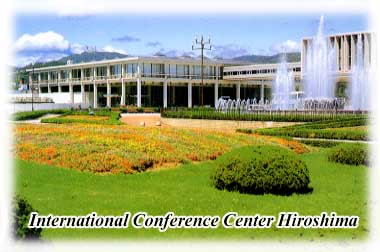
[192, 35, 211, 106]
[31, 62, 35, 111]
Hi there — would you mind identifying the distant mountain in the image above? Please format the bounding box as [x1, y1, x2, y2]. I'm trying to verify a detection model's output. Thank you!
[17, 51, 128, 71]
[232, 52, 300, 64]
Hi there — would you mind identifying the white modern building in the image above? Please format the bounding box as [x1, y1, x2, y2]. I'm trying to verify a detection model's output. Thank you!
[25, 31, 372, 108]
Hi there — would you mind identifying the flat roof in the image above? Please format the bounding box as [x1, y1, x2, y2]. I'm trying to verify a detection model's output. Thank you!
[26, 56, 249, 72]
[301, 30, 372, 41]
[223, 62, 301, 71]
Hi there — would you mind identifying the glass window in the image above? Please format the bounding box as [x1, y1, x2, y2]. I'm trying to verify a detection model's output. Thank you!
[126, 63, 137, 74]
[110, 65, 122, 76]
[96, 66, 107, 77]
[152, 64, 164, 77]
[169, 64, 176, 77]
[143, 63, 152, 77]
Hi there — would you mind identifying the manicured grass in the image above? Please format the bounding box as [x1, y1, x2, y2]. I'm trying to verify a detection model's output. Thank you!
[15, 148, 368, 240]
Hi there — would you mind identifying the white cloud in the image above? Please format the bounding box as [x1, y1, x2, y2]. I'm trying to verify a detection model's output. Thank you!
[208, 44, 250, 59]
[12, 53, 68, 67]
[14, 31, 70, 52]
[70, 43, 87, 54]
[270, 39, 301, 54]
[100, 45, 127, 55]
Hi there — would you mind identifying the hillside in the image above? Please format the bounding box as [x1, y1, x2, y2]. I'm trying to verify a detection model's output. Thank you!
[17, 51, 128, 71]
[232, 52, 300, 63]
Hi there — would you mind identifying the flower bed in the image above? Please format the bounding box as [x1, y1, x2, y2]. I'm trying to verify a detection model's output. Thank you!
[14, 124, 263, 174]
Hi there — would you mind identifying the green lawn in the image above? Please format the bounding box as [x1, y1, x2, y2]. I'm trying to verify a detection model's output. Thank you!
[15, 148, 368, 241]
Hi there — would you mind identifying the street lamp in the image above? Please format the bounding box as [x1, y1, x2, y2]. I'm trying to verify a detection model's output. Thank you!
[192, 35, 212, 106]
[31, 61, 35, 111]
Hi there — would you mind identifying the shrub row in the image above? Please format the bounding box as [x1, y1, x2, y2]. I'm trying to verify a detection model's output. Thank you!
[11, 109, 69, 121]
[162, 108, 367, 122]
[284, 117, 367, 130]
[120, 106, 160, 113]
[327, 143, 369, 166]
[297, 139, 340, 148]
[256, 127, 367, 140]
[211, 145, 312, 195]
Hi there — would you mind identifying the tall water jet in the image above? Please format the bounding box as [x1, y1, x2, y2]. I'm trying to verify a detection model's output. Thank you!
[350, 34, 369, 110]
[304, 15, 337, 100]
[272, 53, 295, 110]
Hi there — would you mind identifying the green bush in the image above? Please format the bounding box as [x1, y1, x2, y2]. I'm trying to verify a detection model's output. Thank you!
[162, 108, 367, 123]
[11, 109, 69, 121]
[12, 195, 42, 240]
[255, 117, 368, 141]
[327, 143, 369, 166]
[298, 139, 339, 148]
[211, 145, 312, 195]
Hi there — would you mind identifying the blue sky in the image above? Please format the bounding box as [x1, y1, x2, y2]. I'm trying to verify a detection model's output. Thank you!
[13, 14, 367, 67]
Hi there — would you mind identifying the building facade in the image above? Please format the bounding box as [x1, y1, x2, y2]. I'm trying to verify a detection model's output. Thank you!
[26, 31, 372, 108]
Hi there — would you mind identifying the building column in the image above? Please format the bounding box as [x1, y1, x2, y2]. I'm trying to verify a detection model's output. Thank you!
[107, 65, 111, 79]
[350, 35, 355, 70]
[335, 37, 339, 69]
[57, 72, 62, 92]
[121, 79, 126, 106]
[343, 35, 349, 72]
[214, 82, 219, 108]
[236, 82, 241, 100]
[187, 82, 192, 108]
[163, 79, 168, 108]
[137, 78, 142, 107]
[80, 68, 85, 105]
[260, 81, 265, 103]
[364, 33, 370, 68]
[121, 64, 125, 78]
[81, 82, 85, 105]
[69, 83, 74, 104]
[47, 72, 51, 93]
[93, 82, 98, 108]
[106, 80, 111, 107]
[137, 63, 142, 107]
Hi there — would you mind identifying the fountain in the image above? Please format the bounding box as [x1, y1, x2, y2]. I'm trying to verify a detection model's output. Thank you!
[350, 34, 369, 110]
[304, 15, 337, 100]
[271, 53, 295, 110]
[214, 15, 369, 113]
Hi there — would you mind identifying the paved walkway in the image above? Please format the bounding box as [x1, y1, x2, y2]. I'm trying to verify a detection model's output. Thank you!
[120, 113, 161, 126]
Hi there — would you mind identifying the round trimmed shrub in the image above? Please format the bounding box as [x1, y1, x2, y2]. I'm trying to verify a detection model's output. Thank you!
[211, 145, 311, 195]
[12, 195, 42, 240]
[327, 143, 368, 166]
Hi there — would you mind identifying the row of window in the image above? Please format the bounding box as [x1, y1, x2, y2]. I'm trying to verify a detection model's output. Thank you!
[33, 63, 223, 81]
[223, 67, 301, 76]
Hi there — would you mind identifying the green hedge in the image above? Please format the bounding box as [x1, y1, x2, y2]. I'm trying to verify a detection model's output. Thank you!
[255, 117, 368, 141]
[12, 195, 42, 240]
[162, 108, 367, 122]
[211, 145, 312, 195]
[297, 139, 340, 148]
[11, 109, 69, 121]
[327, 143, 369, 166]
